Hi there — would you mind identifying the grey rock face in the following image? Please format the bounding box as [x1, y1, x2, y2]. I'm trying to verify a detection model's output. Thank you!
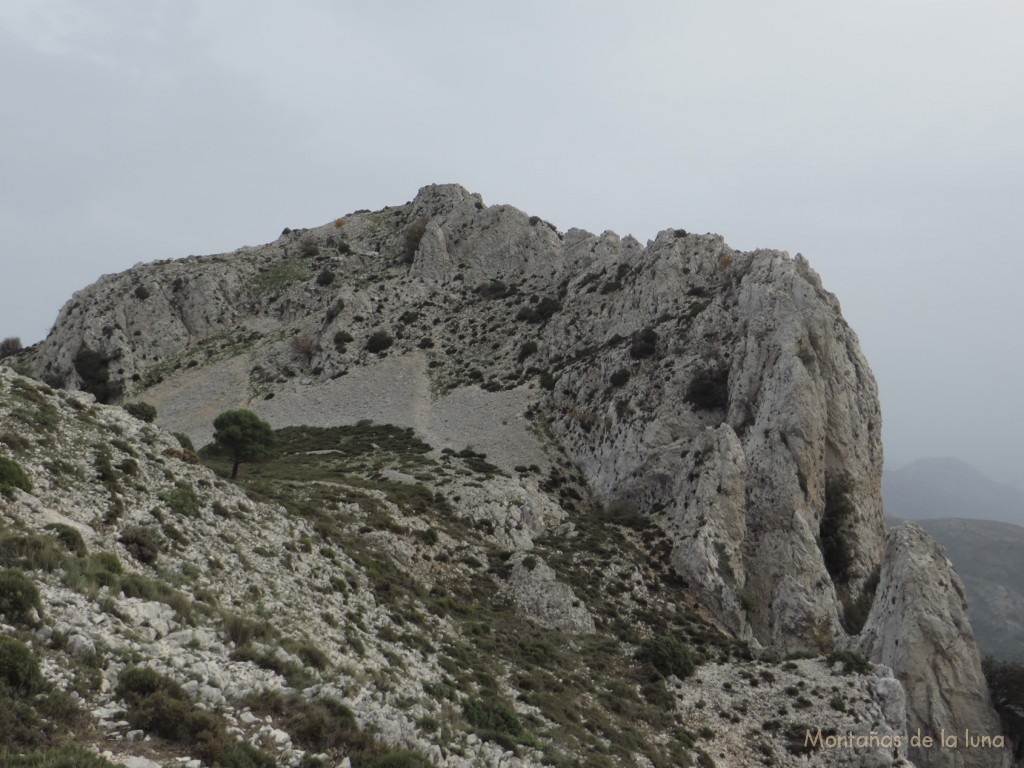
[506, 553, 595, 633]
[14, 184, 1005, 762]
[859, 524, 1011, 768]
[26, 184, 886, 654]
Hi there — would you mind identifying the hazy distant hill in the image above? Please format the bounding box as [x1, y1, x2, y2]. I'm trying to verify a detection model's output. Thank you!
[883, 458, 1024, 660]
[913, 518, 1024, 662]
[883, 457, 1024, 527]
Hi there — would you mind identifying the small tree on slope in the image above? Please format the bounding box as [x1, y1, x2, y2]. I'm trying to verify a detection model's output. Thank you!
[212, 410, 275, 479]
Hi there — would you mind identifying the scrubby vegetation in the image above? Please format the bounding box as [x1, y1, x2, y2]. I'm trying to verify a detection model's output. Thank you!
[366, 331, 394, 353]
[123, 400, 157, 422]
[0, 336, 22, 359]
[117, 666, 276, 766]
[984, 657, 1024, 760]
[0, 455, 32, 496]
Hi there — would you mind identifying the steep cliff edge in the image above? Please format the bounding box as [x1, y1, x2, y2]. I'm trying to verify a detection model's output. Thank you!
[18, 184, 1008, 765]
[859, 524, 1011, 768]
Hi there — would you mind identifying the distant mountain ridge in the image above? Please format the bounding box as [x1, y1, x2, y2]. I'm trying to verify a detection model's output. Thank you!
[884, 457, 1024, 662]
[884, 457, 1024, 527]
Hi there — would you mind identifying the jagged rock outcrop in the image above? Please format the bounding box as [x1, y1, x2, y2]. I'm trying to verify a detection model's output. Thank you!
[506, 552, 596, 633]
[12, 184, 1007, 764]
[859, 523, 1011, 768]
[25, 184, 885, 655]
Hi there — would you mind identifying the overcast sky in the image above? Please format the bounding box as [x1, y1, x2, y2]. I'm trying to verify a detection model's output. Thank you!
[1, 1, 1021, 485]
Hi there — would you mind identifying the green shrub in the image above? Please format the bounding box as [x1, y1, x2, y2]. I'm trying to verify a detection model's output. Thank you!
[221, 613, 277, 646]
[366, 331, 393, 353]
[0, 533, 64, 572]
[43, 524, 86, 556]
[215, 741, 277, 768]
[0, 456, 32, 495]
[89, 551, 123, 576]
[116, 665, 185, 705]
[0, 569, 42, 626]
[826, 650, 871, 675]
[0, 636, 45, 695]
[315, 268, 335, 287]
[983, 657, 1024, 761]
[636, 636, 699, 679]
[461, 696, 522, 736]
[0, 431, 31, 452]
[161, 482, 201, 517]
[299, 238, 320, 257]
[516, 296, 561, 324]
[124, 401, 157, 422]
[119, 526, 162, 565]
[629, 327, 659, 359]
[609, 368, 630, 388]
[333, 330, 354, 353]
[172, 432, 196, 452]
[0, 336, 22, 359]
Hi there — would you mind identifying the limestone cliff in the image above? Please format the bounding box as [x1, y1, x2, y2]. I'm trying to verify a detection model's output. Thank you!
[14, 183, 1009, 766]
[859, 524, 1011, 768]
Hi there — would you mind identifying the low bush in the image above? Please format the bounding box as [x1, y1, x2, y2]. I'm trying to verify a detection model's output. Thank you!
[0, 337, 22, 359]
[0, 533, 64, 572]
[0, 569, 42, 626]
[161, 482, 201, 517]
[609, 368, 630, 388]
[333, 330, 354, 353]
[636, 635, 700, 679]
[0, 456, 32, 495]
[315, 268, 335, 287]
[116, 665, 185, 704]
[0, 635, 45, 694]
[117, 666, 275, 766]
[629, 327, 659, 359]
[43, 524, 86, 556]
[123, 401, 157, 422]
[119, 526, 162, 565]
[366, 331, 393, 354]
[461, 696, 523, 737]
[133, 285, 150, 300]
[826, 650, 872, 675]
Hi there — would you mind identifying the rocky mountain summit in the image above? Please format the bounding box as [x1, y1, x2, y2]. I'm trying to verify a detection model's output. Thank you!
[2, 185, 1012, 766]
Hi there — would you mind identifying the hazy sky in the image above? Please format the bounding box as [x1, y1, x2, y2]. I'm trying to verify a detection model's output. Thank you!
[1, 2, 1021, 484]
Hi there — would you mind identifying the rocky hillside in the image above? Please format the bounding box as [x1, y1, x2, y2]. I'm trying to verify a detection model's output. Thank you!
[2, 185, 1013, 767]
